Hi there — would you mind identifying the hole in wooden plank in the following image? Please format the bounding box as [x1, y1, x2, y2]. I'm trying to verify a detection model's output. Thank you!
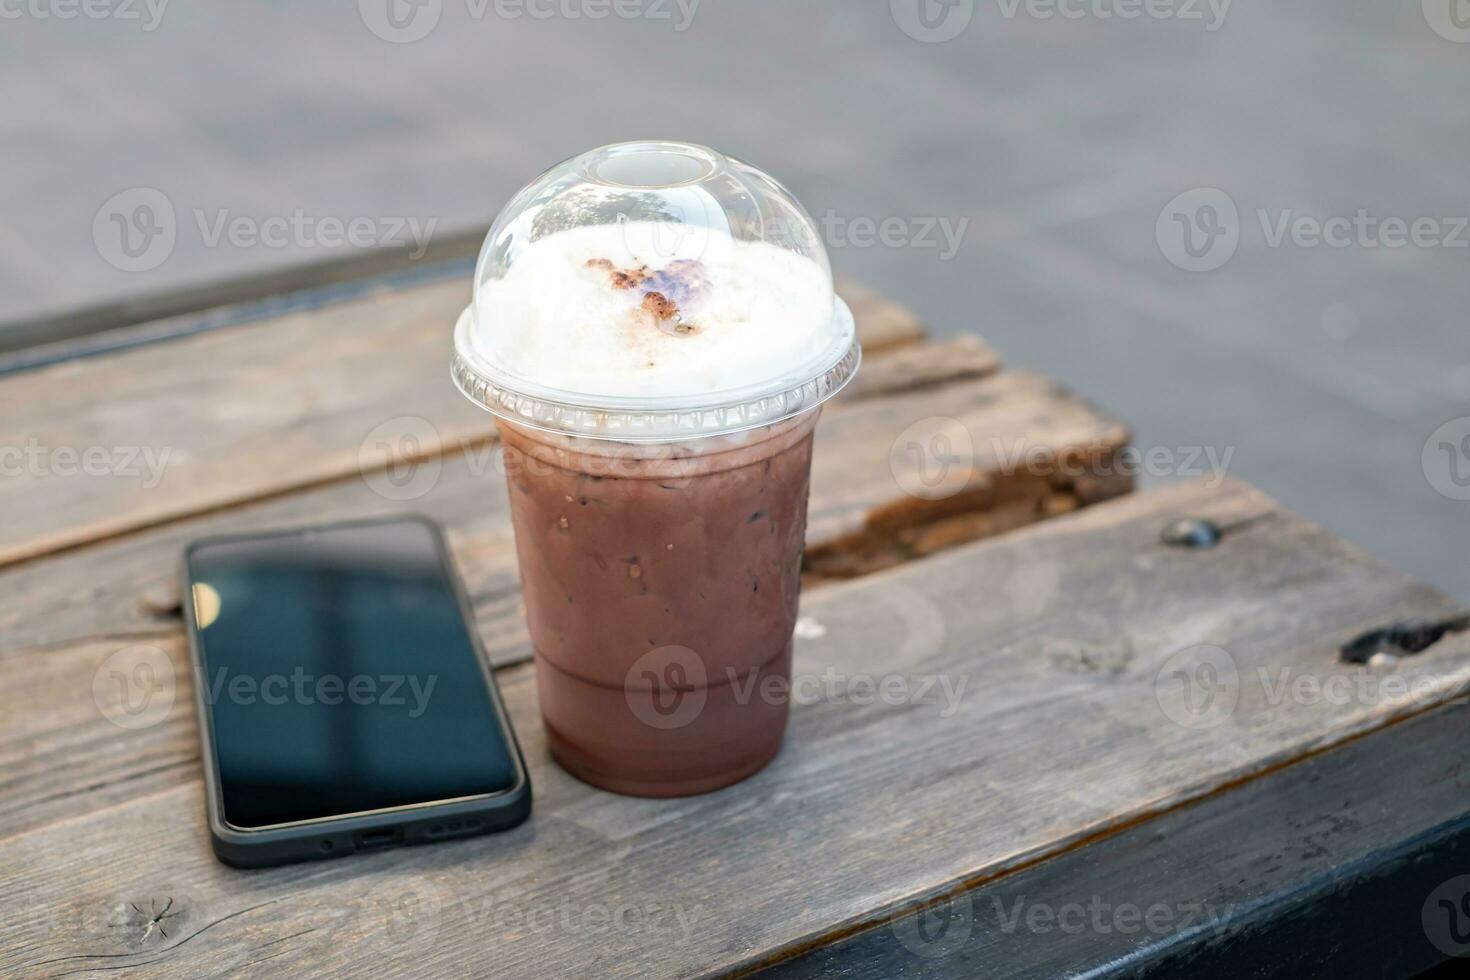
[803, 461, 1133, 585]
[1340, 615, 1470, 664]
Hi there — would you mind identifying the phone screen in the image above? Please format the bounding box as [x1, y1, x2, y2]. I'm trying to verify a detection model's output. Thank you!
[186, 518, 519, 829]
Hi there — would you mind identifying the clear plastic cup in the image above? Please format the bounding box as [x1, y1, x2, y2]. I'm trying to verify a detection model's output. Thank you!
[452, 141, 860, 796]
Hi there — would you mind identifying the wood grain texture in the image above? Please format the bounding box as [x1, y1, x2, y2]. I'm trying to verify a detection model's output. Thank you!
[838, 334, 997, 402]
[0, 355, 1091, 664]
[769, 701, 1470, 979]
[0, 367, 1125, 839]
[5, 480, 1470, 978]
[0, 277, 923, 569]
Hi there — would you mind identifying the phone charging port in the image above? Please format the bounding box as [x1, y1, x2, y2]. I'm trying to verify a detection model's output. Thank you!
[355, 828, 403, 849]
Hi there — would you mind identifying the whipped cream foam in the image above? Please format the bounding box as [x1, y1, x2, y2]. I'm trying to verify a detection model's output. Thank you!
[467, 221, 835, 400]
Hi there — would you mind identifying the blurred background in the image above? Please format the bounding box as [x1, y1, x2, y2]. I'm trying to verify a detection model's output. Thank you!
[3, 1, 1467, 597]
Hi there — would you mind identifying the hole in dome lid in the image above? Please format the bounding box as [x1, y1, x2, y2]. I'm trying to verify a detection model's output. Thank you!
[586, 143, 719, 189]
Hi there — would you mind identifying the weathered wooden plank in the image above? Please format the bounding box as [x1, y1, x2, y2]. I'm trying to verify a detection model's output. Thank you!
[828, 278, 926, 354]
[0, 278, 922, 570]
[838, 334, 997, 402]
[768, 702, 1470, 979]
[805, 371, 1129, 580]
[0, 368, 1125, 839]
[0, 352, 1066, 664]
[5, 481, 1470, 978]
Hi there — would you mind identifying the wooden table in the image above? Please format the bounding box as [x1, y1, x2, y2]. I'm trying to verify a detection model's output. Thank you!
[3, 267, 1469, 978]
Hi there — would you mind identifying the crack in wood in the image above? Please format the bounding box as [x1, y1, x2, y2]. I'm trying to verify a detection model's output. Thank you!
[129, 898, 179, 946]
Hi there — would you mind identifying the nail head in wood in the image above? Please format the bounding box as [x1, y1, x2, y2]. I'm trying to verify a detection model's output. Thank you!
[139, 582, 182, 617]
[1161, 517, 1222, 549]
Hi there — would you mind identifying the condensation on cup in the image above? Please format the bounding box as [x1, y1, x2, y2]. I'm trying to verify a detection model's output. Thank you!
[451, 141, 861, 796]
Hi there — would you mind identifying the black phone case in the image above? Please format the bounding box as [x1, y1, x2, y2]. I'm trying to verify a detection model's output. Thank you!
[181, 514, 531, 869]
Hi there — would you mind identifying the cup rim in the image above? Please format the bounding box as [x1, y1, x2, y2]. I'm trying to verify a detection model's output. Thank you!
[450, 297, 861, 443]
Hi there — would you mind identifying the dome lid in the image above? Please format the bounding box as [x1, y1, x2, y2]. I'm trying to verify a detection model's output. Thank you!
[451, 140, 859, 442]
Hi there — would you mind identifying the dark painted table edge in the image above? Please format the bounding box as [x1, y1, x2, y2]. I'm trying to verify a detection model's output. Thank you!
[760, 703, 1470, 980]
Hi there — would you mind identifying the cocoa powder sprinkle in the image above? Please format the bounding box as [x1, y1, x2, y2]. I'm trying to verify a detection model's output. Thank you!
[587, 256, 706, 335]
[641, 291, 676, 320]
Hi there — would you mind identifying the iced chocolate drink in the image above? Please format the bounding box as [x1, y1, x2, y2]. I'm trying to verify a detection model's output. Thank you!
[451, 142, 860, 796]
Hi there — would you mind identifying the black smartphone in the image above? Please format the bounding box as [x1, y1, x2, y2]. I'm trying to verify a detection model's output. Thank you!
[182, 515, 530, 868]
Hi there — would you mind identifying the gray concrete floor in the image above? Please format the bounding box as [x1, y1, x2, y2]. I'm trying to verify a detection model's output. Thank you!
[4, 1, 1467, 598]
